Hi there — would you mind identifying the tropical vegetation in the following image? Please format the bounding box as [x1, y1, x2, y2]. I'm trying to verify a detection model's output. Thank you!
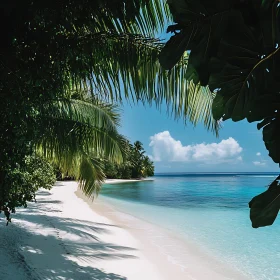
[3, 0, 276, 229]
[0, 154, 56, 225]
[160, 0, 280, 227]
[104, 140, 154, 179]
[0, 0, 218, 223]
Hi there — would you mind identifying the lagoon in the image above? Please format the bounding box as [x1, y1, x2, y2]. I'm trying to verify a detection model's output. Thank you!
[101, 173, 280, 280]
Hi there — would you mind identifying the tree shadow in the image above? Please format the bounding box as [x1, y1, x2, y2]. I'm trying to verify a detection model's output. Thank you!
[36, 190, 52, 196]
[36, 200, 63, 204]
[3, 189, 137, 280]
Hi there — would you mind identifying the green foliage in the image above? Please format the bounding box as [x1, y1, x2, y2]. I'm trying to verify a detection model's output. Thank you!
[143, 156, 155, 177]
[36, 95, 128, 195]
[0, 0, 162, 219]
[0, 155, 56, 225]
[104, 140, 154, 179]
[0, 0, 218, 222]
[162, 0, 280, 227]
[23, 155, 56, 191]
[249, 176, 280, 228]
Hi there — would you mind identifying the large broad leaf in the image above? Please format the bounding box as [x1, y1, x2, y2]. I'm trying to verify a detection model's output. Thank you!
[262, 118, 280, 163]
[159, 0, 206, 70]
[187, 13, 229, 86]
[166, 0, 207, 24]
[160, 1, 230, 84]
[249, 176, 280, 228]
[161, 0, 235, 83]
[159, 27, 196, 70]
[210, 5, 280, 122]
[210, 11, 261, 121]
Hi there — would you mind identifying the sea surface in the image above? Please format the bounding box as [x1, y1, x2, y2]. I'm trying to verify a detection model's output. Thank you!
[100, 173, 280, 280]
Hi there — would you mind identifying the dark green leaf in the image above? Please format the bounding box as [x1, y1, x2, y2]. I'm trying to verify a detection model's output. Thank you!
[249, 176, 280, 228]
[159, 28, 195, 70]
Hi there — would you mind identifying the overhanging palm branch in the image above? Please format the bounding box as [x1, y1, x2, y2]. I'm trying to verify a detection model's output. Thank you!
[61, 33, 219, 134]
[124, 0, 171, 35]
[0, 0, 219, 213]
[78, 157, 105, 196]
[34, 97, 127, 196]
[68, 0, 171, 35]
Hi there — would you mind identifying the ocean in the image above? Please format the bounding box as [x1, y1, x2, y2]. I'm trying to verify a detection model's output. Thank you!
[100, 173, 280, 280]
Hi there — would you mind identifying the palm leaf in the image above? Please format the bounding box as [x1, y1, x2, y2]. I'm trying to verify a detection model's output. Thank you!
[61, 33, 219, 134]
[34, 97, 127, 195]
[50, 0, 171, 36]
[128, 0, 171, 35]
[78, 157, 105, 197]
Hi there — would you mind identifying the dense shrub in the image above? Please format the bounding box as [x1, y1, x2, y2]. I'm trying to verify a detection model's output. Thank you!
[0, 155, 56, 225]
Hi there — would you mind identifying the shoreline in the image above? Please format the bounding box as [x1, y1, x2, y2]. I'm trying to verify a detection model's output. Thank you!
[77, 184, 250, 280]
[0, 181, 250, 280]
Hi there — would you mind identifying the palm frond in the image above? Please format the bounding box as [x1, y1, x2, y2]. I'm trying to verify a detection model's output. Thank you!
[37, 98, 126, 161]
[62, 34, 219, 134]
[34, 97, 127, 195]
[126, 0, 171, 35]
[45, 0, 171, 37]
[78, 157, 105, 197]
[92, 0, 171, 35]
[54, 98, 121, 129]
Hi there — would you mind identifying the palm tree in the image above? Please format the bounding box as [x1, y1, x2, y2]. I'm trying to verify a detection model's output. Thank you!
[142, 156, 154, 177]
[130, 141, 145, 178]
[0, 0, 219, 213]
[34, 93, 127, 196]
[133, 141, 144, 155]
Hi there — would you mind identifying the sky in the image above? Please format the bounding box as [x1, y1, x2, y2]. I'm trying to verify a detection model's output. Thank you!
[118, 102, 279, 173]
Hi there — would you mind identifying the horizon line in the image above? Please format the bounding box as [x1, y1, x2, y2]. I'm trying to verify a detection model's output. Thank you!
[154, 171, 279, 174]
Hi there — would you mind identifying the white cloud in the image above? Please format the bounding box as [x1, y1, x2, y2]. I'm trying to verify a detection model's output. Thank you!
[149, 131, 243, 164]
[256, 152, 261, 156]
[253, 161, 266, 166]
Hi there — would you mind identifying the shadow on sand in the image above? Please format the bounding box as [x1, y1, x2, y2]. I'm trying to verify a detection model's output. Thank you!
[2, 188, 137, 280]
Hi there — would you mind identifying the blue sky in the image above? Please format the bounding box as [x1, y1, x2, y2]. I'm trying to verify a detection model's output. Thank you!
[119, 102, 279, 173]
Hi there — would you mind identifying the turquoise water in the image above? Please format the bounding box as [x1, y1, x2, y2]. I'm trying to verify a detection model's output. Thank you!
[100, 173, 280, 280]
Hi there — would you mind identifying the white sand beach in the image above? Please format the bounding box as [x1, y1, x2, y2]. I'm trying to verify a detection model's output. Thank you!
[0, 181, 250, 280]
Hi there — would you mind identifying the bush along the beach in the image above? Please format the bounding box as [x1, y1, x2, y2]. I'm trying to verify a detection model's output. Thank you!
[0, 155, 56, 225]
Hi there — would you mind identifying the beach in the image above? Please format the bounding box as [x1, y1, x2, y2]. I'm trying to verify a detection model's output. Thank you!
[0, 180, 250, 280]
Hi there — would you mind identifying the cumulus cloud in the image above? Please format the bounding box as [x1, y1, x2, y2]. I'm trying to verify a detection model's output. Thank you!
[253, 161, 266, 166]
[256, 152, 261, 156]
[149, 131, 243, 164]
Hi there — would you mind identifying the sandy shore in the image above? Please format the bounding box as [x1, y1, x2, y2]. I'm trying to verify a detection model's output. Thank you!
[0, 181, 250, 280]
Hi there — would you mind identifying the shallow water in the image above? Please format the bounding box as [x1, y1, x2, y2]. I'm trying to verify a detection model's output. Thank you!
[100, 173, 280, 280]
